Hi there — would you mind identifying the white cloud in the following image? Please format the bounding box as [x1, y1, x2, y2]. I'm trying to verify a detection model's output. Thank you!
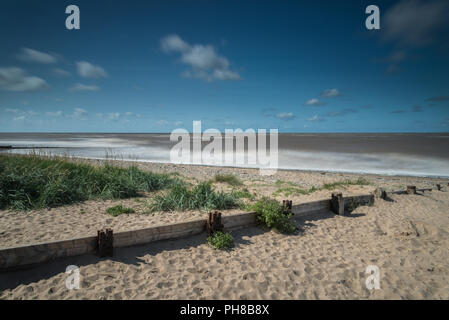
[321, 88, 341, 98]
[16, 48, 57, 64]
[3, 108, 39, 116]
[0, 67, 48, 92]
[212, 69, 241, 81]
[307, 115, 324, 122]
[70, 108, 88, 120]
[97, 112, 120, 121]
[326, 108, 357, 117]
[13, 115, 25, 121]
[46, 111, 62, 117]
[275, 112, 295, 120]
[161, 34, 240, 82]
[4, 108, 20, 113]
[76, 61, 108, 78]
[70, 83, 100, 92]
[383, 0, 449, 47]
[53, 68, 71, 77]
[161, 34, 190, 52]
[304, 98, 325, 106]
[157, 120, 169, 126]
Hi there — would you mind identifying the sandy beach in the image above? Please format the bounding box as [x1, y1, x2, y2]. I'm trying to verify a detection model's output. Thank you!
[1, 159, 448, 299]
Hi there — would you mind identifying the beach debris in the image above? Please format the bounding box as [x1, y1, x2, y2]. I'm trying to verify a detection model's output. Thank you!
[373, 187, 387, 200]
[406, 186, 417, 194]
[282, 200, 292, 215]
[330, 193, 345, 215]
[436, 184, 442, 191]
[207, 211, 224, 236]
[97, 228, 113, 257]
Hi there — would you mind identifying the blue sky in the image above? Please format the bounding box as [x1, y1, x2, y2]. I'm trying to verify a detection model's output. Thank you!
[0, 0, 448, 133]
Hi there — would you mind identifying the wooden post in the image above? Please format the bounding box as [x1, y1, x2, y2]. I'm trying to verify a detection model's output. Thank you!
[373, 187, 387, 200]
[207, 211, 224, 236]
[282, 200, 292, 215]
[330, 193, 345, 215]
[436, 184, 441, 191]
[97, 228, 113, 257]
[406, 186, 417, 194]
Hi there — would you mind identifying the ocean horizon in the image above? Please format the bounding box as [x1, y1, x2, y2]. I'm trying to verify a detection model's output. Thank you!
[1, 132, 448, 178]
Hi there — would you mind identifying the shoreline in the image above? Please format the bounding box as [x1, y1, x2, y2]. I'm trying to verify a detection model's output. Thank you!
[2, 151, 448, 180]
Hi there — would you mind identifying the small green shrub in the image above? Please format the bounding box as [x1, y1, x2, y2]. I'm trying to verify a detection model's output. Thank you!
[106, 205, 135, 216]
[207, 231, 234, 250]
[249, 197, 296, 234]
[214, 174, 243, 186]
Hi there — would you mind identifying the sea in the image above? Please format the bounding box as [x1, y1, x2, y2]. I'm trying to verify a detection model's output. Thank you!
[1, 132, 449, 178]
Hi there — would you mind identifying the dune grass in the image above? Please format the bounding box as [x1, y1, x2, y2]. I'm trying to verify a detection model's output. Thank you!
[273, 177, 370, 197]
[0, 154, 176, 210]
[106, 205, 135, 217]
[148, 182, 241, 212]
[213, 174, 243, 186]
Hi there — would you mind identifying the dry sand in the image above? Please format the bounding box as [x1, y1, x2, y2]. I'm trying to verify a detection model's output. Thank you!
[0, 160, 448, 299]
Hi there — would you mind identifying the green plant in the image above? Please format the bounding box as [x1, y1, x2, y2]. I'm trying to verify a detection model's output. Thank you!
[106, 205, 135, 216]
[249, 197, 296, 234]
[148, 182, 241, 212]
[207, 231, 234, 250]
[214, 174, 243, 186]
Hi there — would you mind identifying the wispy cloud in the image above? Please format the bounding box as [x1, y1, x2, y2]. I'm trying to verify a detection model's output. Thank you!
[0, 67, 48, 92]
[4, 108, 20, 113]
[53, 68, 71, 77]
[304, 98, 325, 106]
[96, 112, 120, 121]
[390, 105, 423, 114]
[426, 95, 449, 102]
[46, 111, 62, 117]
[275, 112, 295, 120]
[412, 105, 423, 112]
[161, 34, 240, 82]
[326, 108, 357, 117]
[382, 0, 449, 47]
[69, 83, 100, 92]
[13, 115, 26, 121]
[157, 119, 169, 126]
[70, 108, 88, 120]
[390, 110, 406, 114]
[307, 115, 324, 122]
[321, 88, 342, 98]
[76, 61, 108, 79]
[16, 48, 58, 64]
